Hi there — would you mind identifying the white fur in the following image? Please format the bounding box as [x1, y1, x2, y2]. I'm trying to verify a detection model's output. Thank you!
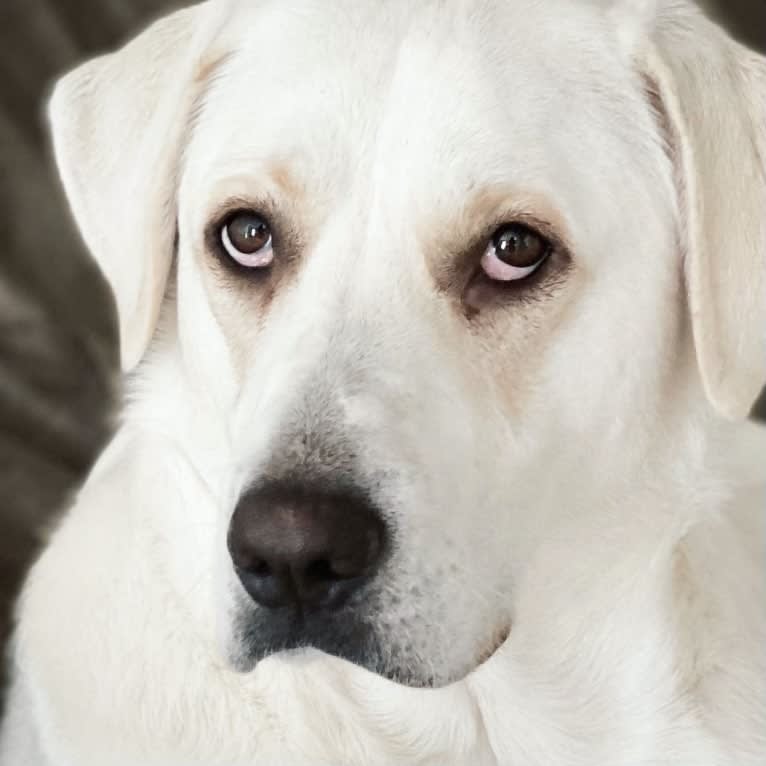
[2, 0, 765, 764]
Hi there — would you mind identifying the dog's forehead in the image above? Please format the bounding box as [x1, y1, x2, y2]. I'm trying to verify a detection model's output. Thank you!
[185, 0, 658, 246]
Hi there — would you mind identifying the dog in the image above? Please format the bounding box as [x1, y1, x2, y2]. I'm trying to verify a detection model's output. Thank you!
[1, 0, 764, 763]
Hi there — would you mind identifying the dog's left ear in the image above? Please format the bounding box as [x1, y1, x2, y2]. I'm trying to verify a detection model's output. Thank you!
[48, 2, 226, 371]
[620, 1, 766, 419]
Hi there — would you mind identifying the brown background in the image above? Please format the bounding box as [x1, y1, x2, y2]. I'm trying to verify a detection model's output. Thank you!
[0, 0, 765, 709]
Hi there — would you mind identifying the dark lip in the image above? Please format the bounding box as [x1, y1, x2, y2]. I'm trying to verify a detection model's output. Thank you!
[231, 604, 444, 686]
[233, 604, 383, 669]
[233, 607, 512, 690]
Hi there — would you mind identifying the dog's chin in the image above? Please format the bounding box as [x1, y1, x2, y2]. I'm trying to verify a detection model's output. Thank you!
[226, 612, 511, 690]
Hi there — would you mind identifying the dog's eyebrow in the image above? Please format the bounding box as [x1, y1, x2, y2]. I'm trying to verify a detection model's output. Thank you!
[265, 160, 305, 203]
[461, 188, 570, 245]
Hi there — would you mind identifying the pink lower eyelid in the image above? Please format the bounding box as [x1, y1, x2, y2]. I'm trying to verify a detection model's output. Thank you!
[238, 249, 273, 267]
[481, 252, 535, 282]
[222, 228, 274, 267]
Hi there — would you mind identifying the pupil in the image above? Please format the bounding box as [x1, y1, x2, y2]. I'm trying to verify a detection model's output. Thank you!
[493, 225, 548, 268]
[229, 214, 270, 252]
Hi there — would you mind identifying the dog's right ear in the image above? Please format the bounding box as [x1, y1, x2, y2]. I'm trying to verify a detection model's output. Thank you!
[610, 0, 766, 420]
[49, 2, 223, 371]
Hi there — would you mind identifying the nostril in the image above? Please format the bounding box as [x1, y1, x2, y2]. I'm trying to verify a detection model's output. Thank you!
[304, 558, 338, 583]
[252, 559, 271, 577]
[328, 555, 368, 579]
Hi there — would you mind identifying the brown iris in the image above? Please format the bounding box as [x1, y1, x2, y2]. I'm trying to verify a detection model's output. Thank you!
[224, 212, 271, 255]
[492, 224, 550, 268]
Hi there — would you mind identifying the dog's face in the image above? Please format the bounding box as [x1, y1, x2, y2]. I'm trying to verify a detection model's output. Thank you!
[181, 1, 683, 687]
[50, 0, 765, 689]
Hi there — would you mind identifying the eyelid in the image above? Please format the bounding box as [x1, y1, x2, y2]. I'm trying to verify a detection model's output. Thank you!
[208, 195, 278, 232]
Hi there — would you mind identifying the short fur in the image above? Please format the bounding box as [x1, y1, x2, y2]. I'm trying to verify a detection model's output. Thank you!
[1, 0, 765, 764]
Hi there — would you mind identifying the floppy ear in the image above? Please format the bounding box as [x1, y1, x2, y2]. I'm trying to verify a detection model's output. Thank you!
[634, 1, 766, 419]
[49, 2, 222, 371]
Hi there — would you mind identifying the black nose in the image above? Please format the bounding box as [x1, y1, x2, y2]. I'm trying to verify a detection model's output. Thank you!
[228, 484, 386, 611]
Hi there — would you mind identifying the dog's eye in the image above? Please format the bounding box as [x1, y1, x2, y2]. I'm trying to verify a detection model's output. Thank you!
[481, 224, 551, 282]
[220, 211, 274, 268]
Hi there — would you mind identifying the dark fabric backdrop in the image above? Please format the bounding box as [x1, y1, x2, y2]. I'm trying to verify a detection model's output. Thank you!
[0, 0, 764, 708]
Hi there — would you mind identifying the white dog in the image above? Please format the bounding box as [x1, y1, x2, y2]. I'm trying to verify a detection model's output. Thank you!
[1, 0, 764, 763]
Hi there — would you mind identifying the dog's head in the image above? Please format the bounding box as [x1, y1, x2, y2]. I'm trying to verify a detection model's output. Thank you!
[49, 0, 765, 688]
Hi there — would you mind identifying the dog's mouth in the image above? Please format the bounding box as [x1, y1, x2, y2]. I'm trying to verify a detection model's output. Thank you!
[233, 605, 512, 688]
[232, 606, 391, 676]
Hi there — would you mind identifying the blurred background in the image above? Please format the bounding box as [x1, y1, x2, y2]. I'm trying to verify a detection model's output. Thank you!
[0, 0, 764, 709]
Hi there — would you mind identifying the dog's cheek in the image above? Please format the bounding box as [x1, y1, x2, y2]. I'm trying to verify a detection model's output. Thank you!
[177, 241, 250, 404]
